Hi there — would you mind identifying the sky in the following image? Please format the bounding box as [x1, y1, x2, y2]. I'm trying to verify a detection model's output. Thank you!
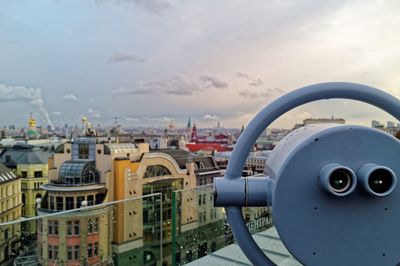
[1, 0, 400, 129]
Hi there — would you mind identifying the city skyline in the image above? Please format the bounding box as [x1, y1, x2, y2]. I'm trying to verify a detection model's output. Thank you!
[1, 0, 400, 128]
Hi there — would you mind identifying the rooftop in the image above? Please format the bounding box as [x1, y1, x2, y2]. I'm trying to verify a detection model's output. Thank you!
[0, 146, 52, 166]
[0, 163, 17, 183]
[188, 227, 301, 266]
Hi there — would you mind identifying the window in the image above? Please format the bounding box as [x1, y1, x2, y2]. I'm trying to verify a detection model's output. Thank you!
[48, 245, 53, 260]
[50, 196, 54, 210]
[66, 197, 74, 210]
[94, 218, 99, 232]
[77, 196, 84, 208]
[59, 161, 99, 184]
[78, 144, 89, 159]
[56, 197, 63, 211]
[47, 221, 58, 235]
[87, 243, 93, 257]
[95, 193, 103, 204]
[74, 221, 80, 235]
[68, 246, 73, 260]
[34, 171, 43, 178]
[87, 195, 94, 206]
[21, 171, 27, 178]
[198, 195, 202, 206]
[94, 242, 98, 256]
[88, 219, 93, 233]
[143, 165, 172, 178]
[48, 222, 53, 235]
[54, 221, 59, 235]
[54, 246, 58, 259]
[67, 221, 73, 236]
[88, 218, 99, 234]
[74, 245, 80, 260]
[47, 245, 58, 260]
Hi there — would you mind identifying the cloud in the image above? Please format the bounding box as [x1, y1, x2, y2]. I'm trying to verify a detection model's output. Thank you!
[111, 75, 228, 96]
[52, 111, 61, 116]
[131, 0, 171, 15]
[124, 116, 140, 122]
[203, 114, 219, 120]
[111, 87, 157, 95]
[96, 0, 171, 15]
[62, 93, 79, 101]
[108, 51, 145, 64]
[238, 88, 281, 98]
[87, 108, 101, 118]
[237, 72, 263, 87]
[164, 76, 201, 95]
[0, 83, 53, 129]
[143, 116, 172, 122]
[199, 75, 228, 89]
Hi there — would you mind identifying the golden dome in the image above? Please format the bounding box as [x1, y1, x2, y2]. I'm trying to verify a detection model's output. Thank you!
[28, 113, 37, 128]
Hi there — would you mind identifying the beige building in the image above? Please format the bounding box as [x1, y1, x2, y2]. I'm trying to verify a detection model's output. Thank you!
[0, 145, 51, 234]
[0, 163, 22, 264]
[35, 136, 224, 265]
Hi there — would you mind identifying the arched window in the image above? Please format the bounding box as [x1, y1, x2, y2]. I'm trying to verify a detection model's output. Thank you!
[59, 161, 99, 184]
[143, 165, 172, 178]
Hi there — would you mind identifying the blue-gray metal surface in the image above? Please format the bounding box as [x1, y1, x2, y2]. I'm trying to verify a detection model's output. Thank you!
[272, 124, 400, 265]
[220, 82, 400, 266]
[357, 163, 397, 197]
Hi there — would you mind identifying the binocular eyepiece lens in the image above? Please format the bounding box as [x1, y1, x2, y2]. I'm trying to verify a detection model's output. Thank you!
[320, 164, 357, 196]
[357, 163, 397, 197]
[329, 169, 352, 193]
[368, 169, 394, 194]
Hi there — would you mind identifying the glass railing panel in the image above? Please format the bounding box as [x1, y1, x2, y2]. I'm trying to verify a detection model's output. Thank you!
[0, 193, 162, 266]
[172, 184, 273, 265]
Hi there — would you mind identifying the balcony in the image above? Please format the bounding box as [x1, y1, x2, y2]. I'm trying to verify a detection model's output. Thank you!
[1, 185, 298, 266]
[41, 183, 106, 191]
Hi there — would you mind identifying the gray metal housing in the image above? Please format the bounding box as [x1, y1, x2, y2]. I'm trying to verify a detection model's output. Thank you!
[215, 82, 400, 266]
[268, 123, 400, 265]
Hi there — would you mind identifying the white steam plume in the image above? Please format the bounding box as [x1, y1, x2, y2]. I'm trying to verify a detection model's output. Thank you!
[0, 83, 54, 129]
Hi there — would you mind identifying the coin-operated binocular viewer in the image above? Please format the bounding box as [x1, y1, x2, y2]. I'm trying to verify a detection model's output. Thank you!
[214, 82, 400, 266]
